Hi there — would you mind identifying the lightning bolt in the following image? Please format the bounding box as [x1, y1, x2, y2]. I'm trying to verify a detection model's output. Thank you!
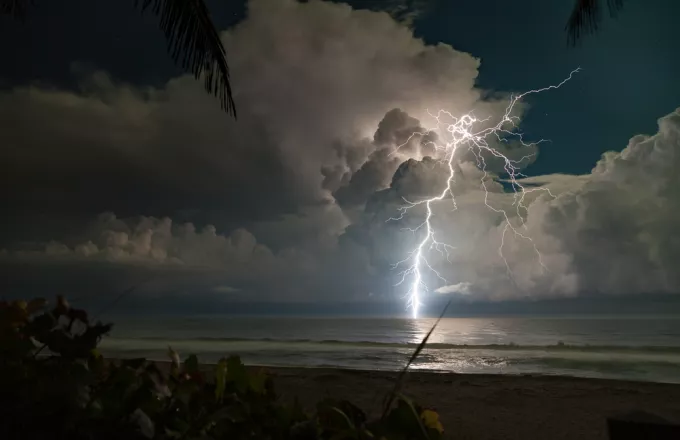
[389, 68, 580, 319]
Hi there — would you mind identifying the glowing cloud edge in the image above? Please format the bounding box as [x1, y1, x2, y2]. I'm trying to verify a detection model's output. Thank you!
[389, 68, 581, 318]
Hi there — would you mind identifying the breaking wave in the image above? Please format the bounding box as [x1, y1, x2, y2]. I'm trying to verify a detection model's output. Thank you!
[110, 336, 680, 354]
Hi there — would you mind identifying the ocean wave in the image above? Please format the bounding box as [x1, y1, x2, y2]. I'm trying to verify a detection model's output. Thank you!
[106, 336, 680, 353]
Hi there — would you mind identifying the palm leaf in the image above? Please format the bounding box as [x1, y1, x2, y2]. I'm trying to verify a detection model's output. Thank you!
[0, 0, 28, 17]
[1, 0, 237, 117]
[565, 0, 625, 45]
[135, 0, 236, 117]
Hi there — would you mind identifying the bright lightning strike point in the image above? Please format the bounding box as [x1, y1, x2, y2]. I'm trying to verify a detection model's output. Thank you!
[390, 68, 580, 319]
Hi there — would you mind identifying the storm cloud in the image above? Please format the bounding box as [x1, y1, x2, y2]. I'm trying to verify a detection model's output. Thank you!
[1, 0, 679, 308]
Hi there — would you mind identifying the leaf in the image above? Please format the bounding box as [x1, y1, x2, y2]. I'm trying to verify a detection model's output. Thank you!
[215, 358, 227, 402]
[174, 379, 200, 405]
[168, 346, 180, 367]
[88, 349, 105, 373]
[4, 304, 28, 327]
[317, 399, 358, 432]
[331, 400, 366, 430]
[134, 0, 237, 117]
[289, 420, 317, 439]
[0, 0, 29, 18]
[29, 313, 57, 340]
[122, 358, 147, 370]
[382, 301, 450, 419]
[420, 410, 443, 435]
[207, 405, 246, 425]
[145, 362, 163, 377]
[332, 406, 354, 428]
[277, 397, 307, 426]
[184, 354, 199, 374]
[54, 295, 70, 316]
[565, 0, 625, 45]
[117, 367, 140, 387]
[384, 397, 430, 440]
[0, 333, 35, 357]
[68, 308, 89, 324]
[164, 427, 182, 439]
[167, 417, 191, 436]
[26, 298, 48, 315]
[131, 408, 155, 438]
[248, 369, 268, 395]
[226, 355, 248, 393]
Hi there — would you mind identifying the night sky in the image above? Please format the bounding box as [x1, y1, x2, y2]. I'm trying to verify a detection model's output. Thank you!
[1, 0, 679, 315]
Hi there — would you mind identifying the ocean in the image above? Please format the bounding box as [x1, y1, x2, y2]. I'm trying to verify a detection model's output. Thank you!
[99, 315, 680, 383]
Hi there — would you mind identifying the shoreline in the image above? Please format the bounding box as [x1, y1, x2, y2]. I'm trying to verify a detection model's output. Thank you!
[145, 360, 680, 439]
[136, 354, 680, 384]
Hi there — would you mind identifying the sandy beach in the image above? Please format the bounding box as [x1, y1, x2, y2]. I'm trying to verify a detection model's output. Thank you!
[259, 367, 680, 440]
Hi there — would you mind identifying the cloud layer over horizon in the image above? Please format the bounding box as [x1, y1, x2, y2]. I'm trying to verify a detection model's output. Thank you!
[2, 0, 679, 307]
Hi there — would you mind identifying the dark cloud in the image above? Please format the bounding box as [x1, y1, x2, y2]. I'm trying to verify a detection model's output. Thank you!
[0, 70, 293, 246]
[4, 108, 680, 305]
[0, 0, 492, 250]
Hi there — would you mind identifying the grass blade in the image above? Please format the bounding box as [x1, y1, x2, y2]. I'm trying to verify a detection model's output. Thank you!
[381, 300, 451, 419]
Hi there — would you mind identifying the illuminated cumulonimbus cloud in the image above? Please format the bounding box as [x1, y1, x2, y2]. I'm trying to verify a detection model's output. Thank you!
[386, 70, 580, 318]
[1, 0, 680, 308]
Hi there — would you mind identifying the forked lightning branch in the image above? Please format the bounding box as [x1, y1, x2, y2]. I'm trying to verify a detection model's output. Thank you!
[389, 69, 580, 318]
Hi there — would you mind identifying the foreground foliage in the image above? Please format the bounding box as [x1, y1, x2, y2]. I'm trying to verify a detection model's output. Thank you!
[0, 297, 444, 440]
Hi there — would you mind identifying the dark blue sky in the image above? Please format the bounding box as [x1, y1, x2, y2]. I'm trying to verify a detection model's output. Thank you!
[1, 0, 677, 177]
[415, 0, 680, 175]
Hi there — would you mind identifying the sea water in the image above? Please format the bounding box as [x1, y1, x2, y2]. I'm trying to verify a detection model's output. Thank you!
[99, 315, 680, 383]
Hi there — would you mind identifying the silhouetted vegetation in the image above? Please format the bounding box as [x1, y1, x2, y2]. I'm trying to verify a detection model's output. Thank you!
[0, 296, 444, 440]
[565, 0, 625, 45]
